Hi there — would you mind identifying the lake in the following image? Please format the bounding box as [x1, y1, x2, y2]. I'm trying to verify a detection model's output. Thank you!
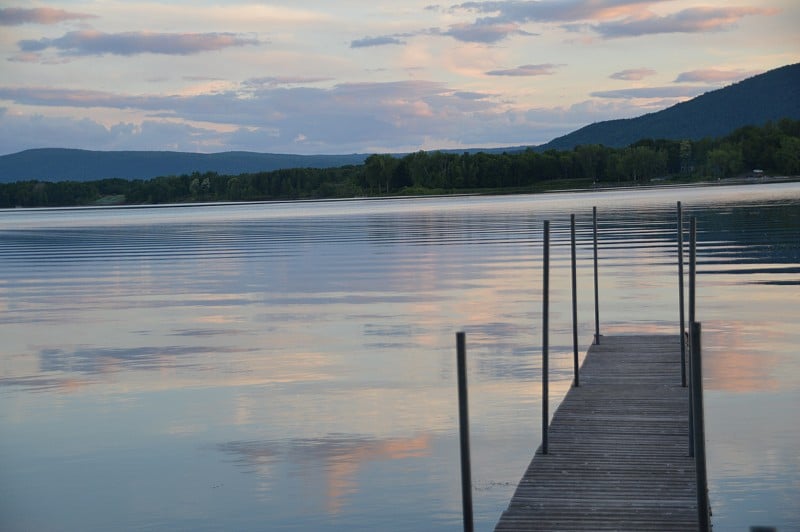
[1, 183, 798, 531]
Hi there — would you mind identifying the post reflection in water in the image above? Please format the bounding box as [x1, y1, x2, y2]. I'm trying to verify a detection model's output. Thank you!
[0, 183, 799, 531]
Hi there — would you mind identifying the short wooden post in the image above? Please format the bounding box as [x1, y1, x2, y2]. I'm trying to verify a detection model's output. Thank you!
[571, 214, 579, 387]
[593, 206, 600, 344]
[542, 220, 550, 454]
[691, 322, 710, 532]
[456, 332, 474, 532]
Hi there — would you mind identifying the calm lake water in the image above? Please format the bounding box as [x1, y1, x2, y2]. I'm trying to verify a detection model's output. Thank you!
[1, 183, 798, 531]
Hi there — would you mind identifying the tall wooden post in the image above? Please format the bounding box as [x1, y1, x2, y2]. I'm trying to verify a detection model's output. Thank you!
[593, 206, 600, 344]
[688, 217, 697, 456]
[542, 220, 550, 454]
[571, 214, 579, 387]
[691, 322, 710, 531]
[678, 202, 687, 387]
[456, 332, 474, 532]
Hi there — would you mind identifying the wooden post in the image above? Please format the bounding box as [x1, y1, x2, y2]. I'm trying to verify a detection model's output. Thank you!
[542, 220, 550, 454]
[689, 218, 696, 339]
[678, 202, 687, 387]
[571, 214, 579, 387]
[688, 218, 697, 456]
[691, 322, 710, 532]
[456, 332, 474, 532]
[593, 206, 600, 344]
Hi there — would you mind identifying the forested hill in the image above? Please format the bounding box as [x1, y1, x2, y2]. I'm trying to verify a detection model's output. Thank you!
[2, 119, 799, 208]
[538, 63, 800, 151]
[0, 149, 368, 183]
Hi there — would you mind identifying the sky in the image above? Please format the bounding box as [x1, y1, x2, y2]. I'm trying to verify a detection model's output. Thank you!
[0, 1, 798, 156]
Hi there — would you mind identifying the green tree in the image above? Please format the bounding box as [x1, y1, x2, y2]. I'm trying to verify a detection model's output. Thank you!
[574, 144, 605, 182]
[774, 136, 800, 175]
[705, 143, 743, 178]
[615, 146, 667, 181]
[679, 140, 692, 175]
[227, 177, 242, 200]
[365, 154, 398, 194]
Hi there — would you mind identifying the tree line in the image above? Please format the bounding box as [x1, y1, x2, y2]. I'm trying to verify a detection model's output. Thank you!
[2, 119, 798, 208]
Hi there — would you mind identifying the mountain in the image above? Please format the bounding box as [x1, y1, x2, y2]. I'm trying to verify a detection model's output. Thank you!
[0, 149, 368, 183]
[2, 64, 798, 183]
[537, 63, 800, 151]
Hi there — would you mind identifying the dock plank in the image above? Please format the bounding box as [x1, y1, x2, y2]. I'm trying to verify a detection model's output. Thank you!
[495, 335, 698, 531]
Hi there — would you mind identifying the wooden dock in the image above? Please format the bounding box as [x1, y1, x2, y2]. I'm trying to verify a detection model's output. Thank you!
[495, 334, 698, 531]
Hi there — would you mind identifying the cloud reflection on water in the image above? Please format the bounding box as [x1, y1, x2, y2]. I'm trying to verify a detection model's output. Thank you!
[1, 187, 799, 530]
[39, 345, 212, 373]
[218, 433, 431, 515]
[703, 321, 792, 393]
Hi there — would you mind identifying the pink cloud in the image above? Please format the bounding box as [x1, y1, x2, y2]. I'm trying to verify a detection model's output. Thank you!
[455, 1, 671, 23]
[444, 21, 536, 43]
[0, 7, 95, 25]
[610, 68, 656, 81]
[487, 63, 563, 76]
[593, 6, 780, 38]
[674, 68, 761, 83]
[18, 30, 260, 57]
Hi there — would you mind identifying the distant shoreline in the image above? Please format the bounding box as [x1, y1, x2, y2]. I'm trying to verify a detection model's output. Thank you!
[3, 174, 798, 212]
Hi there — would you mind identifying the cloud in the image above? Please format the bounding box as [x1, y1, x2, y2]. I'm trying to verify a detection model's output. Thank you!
[242, 76, 333, 88]
[591, 86, 709, 99]
[453, 91, 491, 100]
[592, 7, 779, 38]
[0, 75, 705, 155]
[0, 87, 174, 110]
[8, 52, 70, 65]
[0, 80, 493, 130]
[674, 68, 759, 83]
[610, 68, 656, 81]
[452, 2, 778, 39]
[454, 0, 667, 24]
[444, 21, 536, 43]
[183, 76, 224, 82]
[0, 7, 95, 25]
[486, 63, 562, 76]
[351, 22, 536, 46]
[352, 21, 537, 46]
[0, 81, 533, 153]
[0, 113, 108, 154]
[0, 112, 228, 155]
[351, 35, 408, 48]
[17, 30, 260, 57]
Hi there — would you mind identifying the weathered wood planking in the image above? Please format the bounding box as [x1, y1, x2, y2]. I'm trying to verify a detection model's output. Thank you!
[495, 335, 698, 531]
